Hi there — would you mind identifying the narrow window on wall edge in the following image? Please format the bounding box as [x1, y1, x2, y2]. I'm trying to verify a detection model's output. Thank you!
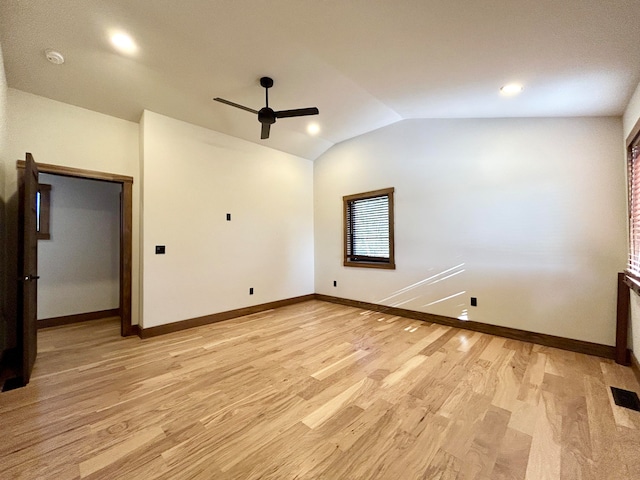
[344, 187, 395, 269]
[37, 183, 52, 240]
[627, 129, 640, 279]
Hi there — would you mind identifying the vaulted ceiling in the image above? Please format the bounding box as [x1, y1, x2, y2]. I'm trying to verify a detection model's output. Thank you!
[1, 0, 639, 160]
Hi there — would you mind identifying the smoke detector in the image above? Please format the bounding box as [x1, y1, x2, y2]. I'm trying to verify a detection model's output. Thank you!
[45, 49, 65, 65]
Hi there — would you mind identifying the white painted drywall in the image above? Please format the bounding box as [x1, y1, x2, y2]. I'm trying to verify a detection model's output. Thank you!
[624, 80, 640, 357]
[37, 174, 120, 319]
[140, 111, 314, 328]
[314, 117, 627, 346]
[4, 89, 141, 324]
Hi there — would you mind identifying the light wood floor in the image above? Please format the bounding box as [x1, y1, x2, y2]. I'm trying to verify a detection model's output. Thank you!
[2, 300, 640, 479]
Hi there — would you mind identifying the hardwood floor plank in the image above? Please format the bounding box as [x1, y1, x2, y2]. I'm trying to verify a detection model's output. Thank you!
[310, 348, 371, 380]
[330, 398, 392, 452]
[584, 375, 632, 480]
[491, 427, 532, 480]
[524, 391, 563, 480]
[302, 378, 368, 429]
[560, 395, 594, 480]
[78, 425, 165, 477]
[458, 405, 511, 479]
[378, 412, 451, 480]
[1, 300, 639, 479]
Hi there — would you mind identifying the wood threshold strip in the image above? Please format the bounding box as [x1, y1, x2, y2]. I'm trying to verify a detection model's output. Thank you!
[38, 308, 120, 329]
[139, 294, 316, 338]
[315, 294, 616, 360]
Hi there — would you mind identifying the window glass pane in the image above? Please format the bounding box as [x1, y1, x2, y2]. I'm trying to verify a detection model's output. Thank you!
[630, 141, 640, 276]
[36, 190, 41, 232]
[351, 197, 389, 258]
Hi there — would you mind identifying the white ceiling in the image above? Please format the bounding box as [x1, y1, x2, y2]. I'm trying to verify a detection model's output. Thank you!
[1, 0, 639, 160]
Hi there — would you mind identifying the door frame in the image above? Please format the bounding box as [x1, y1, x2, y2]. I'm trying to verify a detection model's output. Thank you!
[17, 161, 135, 336]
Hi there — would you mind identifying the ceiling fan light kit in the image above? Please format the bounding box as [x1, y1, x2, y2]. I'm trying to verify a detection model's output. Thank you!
[214, 77, 319, 139]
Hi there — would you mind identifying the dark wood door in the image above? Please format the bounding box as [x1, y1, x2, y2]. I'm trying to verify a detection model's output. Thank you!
[18, 152, 39, 385]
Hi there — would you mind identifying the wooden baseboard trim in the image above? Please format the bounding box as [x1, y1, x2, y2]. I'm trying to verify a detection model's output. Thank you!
[131, 325, 141, 337]
[139, 294, 316, 339]
[38, 308, 120, 329]
[134, 292, 616, 360]
[631, 351, 640, 386]
[122, 323, 141, 338]
[314, 294, 616, 360]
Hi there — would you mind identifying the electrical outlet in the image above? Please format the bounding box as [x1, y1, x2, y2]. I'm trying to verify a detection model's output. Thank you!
[333, 280, 337, 287]
[226, 213, 231, 221]
[155, 245, 165, 254]
[249, 287, 254, 295]
[470, 297, 477, 307]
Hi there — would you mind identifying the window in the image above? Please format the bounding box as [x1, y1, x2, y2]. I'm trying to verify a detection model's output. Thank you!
[628, 131, 640, 278]
[37, 183, 51, 240]
[344, 187, 395, 269]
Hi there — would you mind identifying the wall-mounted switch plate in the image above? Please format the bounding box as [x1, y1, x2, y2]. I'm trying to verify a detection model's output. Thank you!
[333, 280, 337, 287]
[226, 213, 231, 221]
[470, 297, 477, 307]
[249, 287, 254, 295]
[155, 245, 166, 254]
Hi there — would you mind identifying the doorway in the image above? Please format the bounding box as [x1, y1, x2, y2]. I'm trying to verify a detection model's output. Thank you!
[18, 160, 134, 336]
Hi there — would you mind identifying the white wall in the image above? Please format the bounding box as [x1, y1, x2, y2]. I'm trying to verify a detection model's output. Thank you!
[37, 174, 120, 319]
[315, 117, 627, 346]
[4, 89, 141, 324]
[140, 111, 314, 328]
[624, 81, 640, 357]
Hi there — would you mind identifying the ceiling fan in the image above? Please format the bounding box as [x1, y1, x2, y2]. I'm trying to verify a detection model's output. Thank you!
[214, 77, 319, 140]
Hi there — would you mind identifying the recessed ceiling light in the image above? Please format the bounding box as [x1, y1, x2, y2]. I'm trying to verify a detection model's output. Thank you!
[110, 32, 137, 55]
[45, 49, 64, 65]
[307, 123, 320, 136]
[500, 83, 524, 96]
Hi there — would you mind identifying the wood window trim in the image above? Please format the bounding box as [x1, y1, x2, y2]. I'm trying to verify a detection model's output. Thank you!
[37, 183, 51, 240]
[343, 187, 395, 270]
[627, 122, 640, 279]
[627, 116, 640, 150]
[624, 270, 640, 297]
[617, 119, 640, 366]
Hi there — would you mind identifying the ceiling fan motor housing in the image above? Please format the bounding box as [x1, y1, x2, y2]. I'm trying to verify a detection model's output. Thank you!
[258, 107, 276, 124]
[260, 76, 274, 89]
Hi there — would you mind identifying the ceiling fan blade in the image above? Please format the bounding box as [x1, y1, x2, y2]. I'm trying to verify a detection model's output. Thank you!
[275, 107, 319, 118]
[213, 97, 259, 114]
[261, 122, 271, 139]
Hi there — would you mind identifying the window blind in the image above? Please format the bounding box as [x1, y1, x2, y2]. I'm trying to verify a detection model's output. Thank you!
[629, 136, 640, 276]
[346, 193, 390, 263]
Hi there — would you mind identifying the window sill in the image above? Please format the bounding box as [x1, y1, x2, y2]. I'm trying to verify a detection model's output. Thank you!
[344, 261, 396, 270]
[625, 271, 640, 297]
